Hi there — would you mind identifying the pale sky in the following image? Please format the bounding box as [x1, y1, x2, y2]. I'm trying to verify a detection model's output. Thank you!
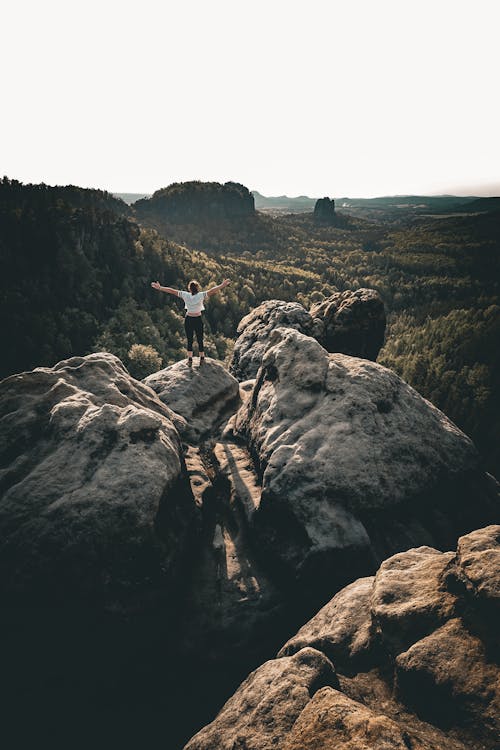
[1, 0, 499, 198]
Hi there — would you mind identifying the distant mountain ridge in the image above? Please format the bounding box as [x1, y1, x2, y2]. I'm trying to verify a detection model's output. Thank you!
[252, 191, 317, 212]
[251, 190, 500, 214]
[114, 187, 499, 215]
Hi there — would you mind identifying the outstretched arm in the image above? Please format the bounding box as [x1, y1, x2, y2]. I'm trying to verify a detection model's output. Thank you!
[151, 281, 178, 296]
[206, 278, 231, 298]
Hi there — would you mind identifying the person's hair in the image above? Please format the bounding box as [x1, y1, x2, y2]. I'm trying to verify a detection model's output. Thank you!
[188, 279, 200, 295]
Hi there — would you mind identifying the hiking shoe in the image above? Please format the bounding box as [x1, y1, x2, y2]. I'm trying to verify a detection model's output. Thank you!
[187, 357, 193, 367]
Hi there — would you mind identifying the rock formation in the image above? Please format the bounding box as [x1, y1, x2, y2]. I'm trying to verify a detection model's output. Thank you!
[314, 196, 336, 224]
[233, 327, 498, 602]
[230, 299, 323, 381]
[144, 357, 240, 443]
[185, 526, 500, 750]
[134, 180, 255, 223]
[0, 352, 194, 605]
[230, 290, 386, 380]
[1, 300, 498, 750]
[184, 647, 337, 750]
[310, 287, 386, 360]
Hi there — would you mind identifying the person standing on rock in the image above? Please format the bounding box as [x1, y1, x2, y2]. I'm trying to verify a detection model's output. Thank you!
[151, 278, 231, 366]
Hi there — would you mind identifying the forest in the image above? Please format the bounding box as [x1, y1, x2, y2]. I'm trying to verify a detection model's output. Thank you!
[1, 176, 498, 475]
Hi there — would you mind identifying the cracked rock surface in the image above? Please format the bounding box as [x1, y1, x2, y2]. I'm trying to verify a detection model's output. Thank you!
[186, 527, 500, 750]
[234, 327, 496, 598]
[0, 352, 194, 605]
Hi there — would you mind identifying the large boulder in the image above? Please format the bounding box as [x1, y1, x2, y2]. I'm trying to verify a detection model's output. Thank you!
[230, 299, 322, 381]
[185, 527, 500, 750]
[230, 291, 386, 382]
[282, 686, 441, 750]
[184, 647, 337, 750]
[395, 617, 500, 735]
[310, 287, 386, 360]
[278, 577, 377, 670]
[234, 327, 498, 600]
[0, 352, 195, 605]
[144, 357, 240, 443]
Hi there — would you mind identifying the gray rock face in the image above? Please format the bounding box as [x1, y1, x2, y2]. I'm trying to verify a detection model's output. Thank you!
[186, 527, 500, 750]
[230, 299, 323, 381]
[310, 287, 386, 360]
[184, 647, 337, 750]
[0, 352, 194, 604]
[234, 327, 496, 597]
[144, 357, 240, 443]
[230, 291, 386, 382]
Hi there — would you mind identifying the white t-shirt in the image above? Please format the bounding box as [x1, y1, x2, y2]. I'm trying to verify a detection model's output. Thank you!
[178, 290, 208, 314]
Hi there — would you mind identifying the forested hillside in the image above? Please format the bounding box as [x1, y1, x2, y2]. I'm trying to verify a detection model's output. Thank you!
[1, 178, 498, 474]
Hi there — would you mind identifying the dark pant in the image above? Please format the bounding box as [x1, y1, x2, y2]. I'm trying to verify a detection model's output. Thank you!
[184, 315, 204, 352]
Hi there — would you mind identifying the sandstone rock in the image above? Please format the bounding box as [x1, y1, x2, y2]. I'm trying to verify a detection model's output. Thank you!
[278, 577, 377, 670]
[0, 352, 194, 604]
[310, 288, 386, 360]
[183, 647, 337, 750]
[282, 686, 439, 750]
[185, 528, 500, 750]
[184, 445, 212, 508]
[313, 196, 336, 224]
[371, 546, 457, 654]
[454, 524, 500, 610]
[230, 291, 386, 382]
[234, 327, 494, 597]
[229, 299, 323, 381]
[396, 618, 500, 738]
[214, 440, 262, 520]
[144, 357, 240, 443]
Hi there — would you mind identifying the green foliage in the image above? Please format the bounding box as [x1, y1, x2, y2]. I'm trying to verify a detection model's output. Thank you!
[127, 344, 162, 380]
[379, 306, 500, 473]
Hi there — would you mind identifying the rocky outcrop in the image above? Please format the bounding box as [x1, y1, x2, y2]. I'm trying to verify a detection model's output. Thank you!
[0, 352, 194, 605]
[314, 196, 336, 224]
[233, 327, 498, 601]
[230, 291, 386, 380]
[184, 647, 337, 750]
[229, 299, 323, 381]
[282, 687, 449, 750]
[310, 287, 386, 360]
[144, 357, 240, 443]
[2, 335, 498, 750]
[134, 181, 255, 223]
[277, 577, 376, 670]
[186, 527, 500, 750]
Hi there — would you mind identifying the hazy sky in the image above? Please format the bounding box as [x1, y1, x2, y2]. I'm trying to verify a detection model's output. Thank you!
[2, 0, 499, 197]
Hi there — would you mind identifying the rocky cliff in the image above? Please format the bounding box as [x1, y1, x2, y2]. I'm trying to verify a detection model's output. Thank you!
[185, 525, 500, 750]
[0, 292, 498, 749]
[314, 196, 336, 224]
[134, 180, 255, 223]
